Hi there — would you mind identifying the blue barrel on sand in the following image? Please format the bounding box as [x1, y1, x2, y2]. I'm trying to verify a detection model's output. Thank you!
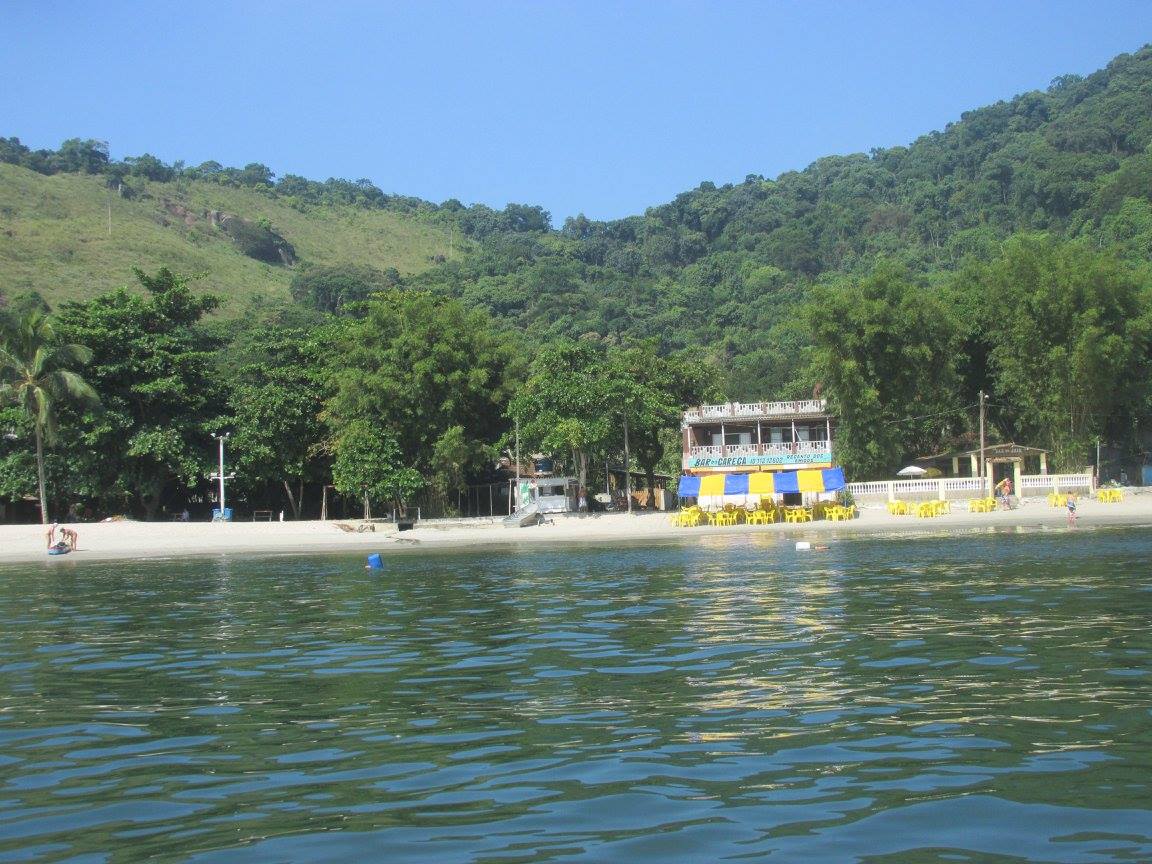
[367, 553, 384, 570]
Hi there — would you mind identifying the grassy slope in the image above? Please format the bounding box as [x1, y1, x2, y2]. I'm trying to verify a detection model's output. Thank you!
[0, 164, 455, 315]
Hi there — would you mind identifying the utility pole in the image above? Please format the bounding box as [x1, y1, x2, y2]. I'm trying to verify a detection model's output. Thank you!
[210, 433, 235, 521]
[978, 391, 986, 493]
[514, 417, 520, 511]
[623, 413, 632, 514]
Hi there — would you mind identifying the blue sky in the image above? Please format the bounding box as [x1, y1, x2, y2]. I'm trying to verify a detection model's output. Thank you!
[3, 1, 1150, 223]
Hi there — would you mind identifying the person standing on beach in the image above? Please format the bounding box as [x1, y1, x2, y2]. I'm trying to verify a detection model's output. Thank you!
[1067, 494, 1077, 527]
[996, 477, 1013, 509]
[45, 522, 57, 549]
[60, 526, 78, 550]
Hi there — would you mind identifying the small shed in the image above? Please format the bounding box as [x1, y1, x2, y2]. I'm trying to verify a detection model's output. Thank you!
[920, 442, 1049, 490]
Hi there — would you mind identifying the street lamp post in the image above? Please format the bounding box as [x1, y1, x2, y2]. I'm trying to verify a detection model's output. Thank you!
[210, 433, 235, 520]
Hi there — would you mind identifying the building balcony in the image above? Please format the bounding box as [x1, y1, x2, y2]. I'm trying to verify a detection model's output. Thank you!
[683, 399, 828, 424]
[688, 441, 831, 459]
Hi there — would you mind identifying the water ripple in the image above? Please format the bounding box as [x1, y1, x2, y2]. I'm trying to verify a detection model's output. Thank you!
[0, 530, 1150, 862]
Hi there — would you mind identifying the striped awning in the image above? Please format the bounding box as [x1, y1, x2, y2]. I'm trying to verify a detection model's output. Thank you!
[677, 467, 845, 497]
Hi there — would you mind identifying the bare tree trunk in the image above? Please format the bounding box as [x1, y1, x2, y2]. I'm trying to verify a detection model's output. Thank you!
[35, 424, 48, 524]
[282, 480, 300, 519]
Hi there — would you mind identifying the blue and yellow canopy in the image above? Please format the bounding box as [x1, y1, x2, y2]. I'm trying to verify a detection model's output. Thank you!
[677, 467, 845, 497]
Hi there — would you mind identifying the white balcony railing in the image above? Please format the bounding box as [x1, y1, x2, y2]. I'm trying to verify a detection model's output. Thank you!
[683, 399, 828, 423]
[688, 441, 831, 459]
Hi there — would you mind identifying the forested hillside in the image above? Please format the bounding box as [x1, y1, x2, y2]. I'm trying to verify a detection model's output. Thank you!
[410, 45, 1152, 396]
[2, 45, 1151, 520]
[4, 45, 1150, 352]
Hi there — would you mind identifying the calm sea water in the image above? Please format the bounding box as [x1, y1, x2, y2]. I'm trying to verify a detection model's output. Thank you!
[1, 528, 1150, 863]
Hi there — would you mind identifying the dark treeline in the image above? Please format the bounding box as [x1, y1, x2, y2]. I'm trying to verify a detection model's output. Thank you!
[0, 269, 714, 523]
[3, 46, 1152, 519]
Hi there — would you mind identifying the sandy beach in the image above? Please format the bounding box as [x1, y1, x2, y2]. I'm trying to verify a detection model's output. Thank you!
[2, 492, 1150, 564]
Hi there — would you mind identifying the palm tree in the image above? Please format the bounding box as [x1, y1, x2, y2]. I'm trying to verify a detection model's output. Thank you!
[0, 308, 98, 524]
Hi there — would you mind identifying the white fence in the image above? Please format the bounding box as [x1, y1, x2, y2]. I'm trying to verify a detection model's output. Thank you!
[846, 474, 1093, 502]
[688, 440, 832, 459]
[684, 399, 827, 421]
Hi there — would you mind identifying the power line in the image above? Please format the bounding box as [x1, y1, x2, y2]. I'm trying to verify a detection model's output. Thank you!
[883, 404, 979, 426]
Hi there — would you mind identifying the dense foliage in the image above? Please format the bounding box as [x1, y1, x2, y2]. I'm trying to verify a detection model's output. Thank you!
[3, 46, 1152, 518]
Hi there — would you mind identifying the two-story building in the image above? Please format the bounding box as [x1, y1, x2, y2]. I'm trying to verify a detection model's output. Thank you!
[681, 399, 834, 475]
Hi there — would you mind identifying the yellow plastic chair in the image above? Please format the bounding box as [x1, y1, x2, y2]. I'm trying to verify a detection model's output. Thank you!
[747, 509, 772, 525]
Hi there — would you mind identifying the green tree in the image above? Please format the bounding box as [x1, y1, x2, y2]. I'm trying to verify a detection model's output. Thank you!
[228, 327, 328, 519]
[805, 261, 962, 479]
[0, 308, 98, 523]
[331, 421, 422, 517]
[57, 268, 224, 519]
[955, 234, 1152, 469]
[608, 344, 718, 506]
[289, 263, 398, 314]
[509, 341, 616, 490]
[324, 290, 516, 511]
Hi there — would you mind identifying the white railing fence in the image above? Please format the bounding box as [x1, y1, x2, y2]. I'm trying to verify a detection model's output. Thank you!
[846, 473, 1093, 502]
[688, 440, 832, 459]
[684, 399, 828, 421]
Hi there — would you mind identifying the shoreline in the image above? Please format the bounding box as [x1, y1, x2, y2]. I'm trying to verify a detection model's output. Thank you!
[2, 493, 1150, 565]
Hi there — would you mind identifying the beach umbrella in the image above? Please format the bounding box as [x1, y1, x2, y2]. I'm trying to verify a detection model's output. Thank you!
[896, 465, 928, 476]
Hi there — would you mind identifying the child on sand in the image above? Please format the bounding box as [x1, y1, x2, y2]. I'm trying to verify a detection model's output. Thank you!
[1066, 494, 1077, 527]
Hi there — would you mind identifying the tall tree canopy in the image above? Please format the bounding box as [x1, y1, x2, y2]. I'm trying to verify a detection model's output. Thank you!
[228, 326, 329, 519]
[56, 268, 224, 519]
[806, 261, 962, 479]
[324, 290, 517, 511]
[0, 308, 98, 523]
[952, 235, 1152, 470]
